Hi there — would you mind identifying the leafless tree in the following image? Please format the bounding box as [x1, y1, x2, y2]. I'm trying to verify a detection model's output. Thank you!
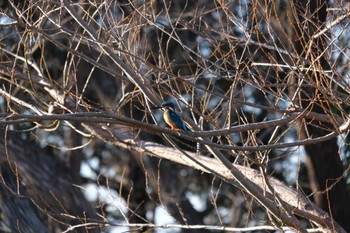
[0, 0, 349, 232]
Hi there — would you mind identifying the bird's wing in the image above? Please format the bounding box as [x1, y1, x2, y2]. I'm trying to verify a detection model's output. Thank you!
[173, 112, 186, 129]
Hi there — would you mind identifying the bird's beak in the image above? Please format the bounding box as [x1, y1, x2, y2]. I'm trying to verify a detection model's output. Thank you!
[151, 106, 162, 110]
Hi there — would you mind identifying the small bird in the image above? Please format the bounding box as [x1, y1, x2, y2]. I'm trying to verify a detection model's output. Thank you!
[152, 101, 188, 133]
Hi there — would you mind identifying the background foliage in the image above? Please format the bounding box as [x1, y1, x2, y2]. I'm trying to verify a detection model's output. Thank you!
[0, 0, 349, 232]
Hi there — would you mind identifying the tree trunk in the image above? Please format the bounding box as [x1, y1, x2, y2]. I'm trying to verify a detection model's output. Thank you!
[0, 128, 99, 232]
[290, 1, 350, 231]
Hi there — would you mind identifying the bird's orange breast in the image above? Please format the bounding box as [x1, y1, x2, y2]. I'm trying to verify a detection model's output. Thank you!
[163, 111, 177, 130]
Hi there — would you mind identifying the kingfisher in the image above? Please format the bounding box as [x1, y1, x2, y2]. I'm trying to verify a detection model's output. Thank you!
[152, 101, 188, 134]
